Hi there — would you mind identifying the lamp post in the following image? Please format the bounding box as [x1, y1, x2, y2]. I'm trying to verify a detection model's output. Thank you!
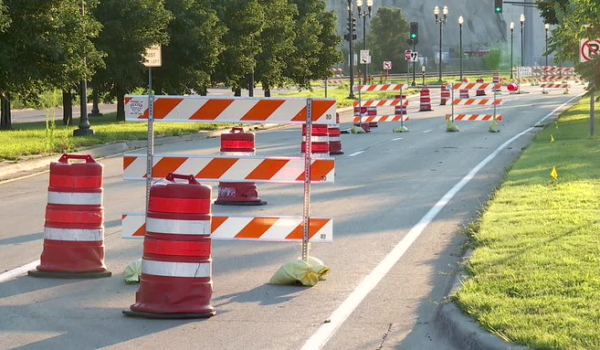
[458, 15, 463, 81]
[434, 5, 448, 83]
[347, 0, 355, 99]
[545, 23, 549, 68]
[74, 0, 94, 136]
[510, 22, 514, 79]
[357, 0, 373, 86]
[520, 14, 525, 67]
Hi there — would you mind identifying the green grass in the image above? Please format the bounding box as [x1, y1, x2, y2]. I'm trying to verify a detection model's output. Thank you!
[0, 111, 227, 161]
[456, 96, 600, 350]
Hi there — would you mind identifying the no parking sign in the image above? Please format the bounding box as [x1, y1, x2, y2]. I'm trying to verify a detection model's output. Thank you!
[580, 39, 600, 63]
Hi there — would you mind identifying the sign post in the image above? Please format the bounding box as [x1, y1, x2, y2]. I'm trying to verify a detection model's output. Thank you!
[142, 45, 162, 214]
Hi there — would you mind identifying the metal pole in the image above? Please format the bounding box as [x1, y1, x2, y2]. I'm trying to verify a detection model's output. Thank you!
[324, 78, 328, 98]
[510, 29, 514, 79]
[302, 98, 313, 262]
[363, 14, 367, 85]
[249, 72, 254, 97]
[74, 0, 93, 137]
[459, 24, 463, 81]
[348, 2, 355, 99]
[412, 41, 416, 86]
[521, 23, 524, 67]
[439, 21, 443, 82]
[146, 67, 155, 215]
[591, 88, 595, 137]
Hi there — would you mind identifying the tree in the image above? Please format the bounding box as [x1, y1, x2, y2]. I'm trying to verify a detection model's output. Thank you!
[286, 0, 342, 89]
[366, 7, 409, 75]
[254, 0, 297, 97]
[0, 1, 100, 130]
[214, 0, 264, 96]
[153, 0, 225, 96]
[92, 0, 171, 121]
[536, 0, 570, 25]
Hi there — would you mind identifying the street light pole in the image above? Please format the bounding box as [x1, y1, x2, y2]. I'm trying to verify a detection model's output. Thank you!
[510, 22, 514, 79]
[545, 23, 549, 68]
[459, 15, 463, 81]
[357, 0, 373, 86]
[74, 0, 93, 136]
[520, 14, 525, 67]
[347, 0, 355, 99]
[434, 6, 448, 83]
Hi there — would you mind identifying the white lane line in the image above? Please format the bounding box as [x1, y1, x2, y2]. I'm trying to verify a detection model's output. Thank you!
[347, 151, 364, 157]
[301, 93, 584, 350]
[391, 137, 403, 141]
[0, 260, 40, 283]
[423, 129, 432, 133]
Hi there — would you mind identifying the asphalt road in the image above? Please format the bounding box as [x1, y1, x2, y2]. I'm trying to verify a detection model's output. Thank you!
[0, 84, 585, 350]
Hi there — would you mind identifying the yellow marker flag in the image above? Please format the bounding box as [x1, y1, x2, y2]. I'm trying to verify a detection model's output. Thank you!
[551, 166, 558, 180]
[550, 134, 555, 142]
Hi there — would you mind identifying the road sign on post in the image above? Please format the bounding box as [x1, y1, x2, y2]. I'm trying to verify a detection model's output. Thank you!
[404, 50, 412, 61]
[383, 61, 392, 70]
[580, 39, 600, 63]
[410, 52, 419, 63]
[143, 45, 162, 67]
[360, 50, 370, 64]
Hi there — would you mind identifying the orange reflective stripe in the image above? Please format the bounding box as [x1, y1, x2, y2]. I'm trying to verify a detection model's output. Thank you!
[145, 98, 182, 120]
[245, 159, 289, 180]
[190, 99, 234, 120]
[285, 219, 329, 240]
[241, 100, 285, 121]
[123, 156, 136, 171]
[152, 157, 187, 178]
[235, 217, 279, 239]
[195, 158, 237, 179]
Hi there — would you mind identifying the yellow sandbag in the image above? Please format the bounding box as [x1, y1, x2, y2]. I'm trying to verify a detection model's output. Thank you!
[124, 259, 142, 285]
[269, 257, 331, 287]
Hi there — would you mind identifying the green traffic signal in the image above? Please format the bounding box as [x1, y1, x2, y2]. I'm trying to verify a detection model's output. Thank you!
[411, 33, 417, 39]
[495, 6, 501, 12]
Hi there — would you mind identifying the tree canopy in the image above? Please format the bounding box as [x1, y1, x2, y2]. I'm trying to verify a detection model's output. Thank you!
[366, 7, 409, 74]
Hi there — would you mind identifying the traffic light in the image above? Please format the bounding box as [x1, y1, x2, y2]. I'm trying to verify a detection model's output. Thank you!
[344, 16, 357, 41]
[410, 22, 419, 45]
[494, 0, 503, 13]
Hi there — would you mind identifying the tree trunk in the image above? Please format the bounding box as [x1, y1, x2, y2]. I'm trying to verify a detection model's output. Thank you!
[234, 88, 241, 97]
[62, 90, 73, 126]
[199, 86, 207, 96]
[0, 93, 11, 130]
[264, 87, 271, 97]
[116, 86, 125, 121]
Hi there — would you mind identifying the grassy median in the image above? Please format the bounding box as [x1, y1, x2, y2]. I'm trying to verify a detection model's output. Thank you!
[0, 112, 226, 161]
[456, 95, 600, 350]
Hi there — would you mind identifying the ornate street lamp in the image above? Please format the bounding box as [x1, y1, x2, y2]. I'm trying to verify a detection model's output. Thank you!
[458, 15, 464, 81]
[74, 0, 94, 136]
[520, 14, 525, 67]
[510, 21, 514, 79]
[434, 5, 449, 83]
[357, 0, 373, 85]
[347, 0, 355, 99]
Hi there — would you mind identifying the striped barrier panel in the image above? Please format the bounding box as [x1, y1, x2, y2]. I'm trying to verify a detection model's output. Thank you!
[329, 67, 344, 84]
[125, 95, 337, 125]
[122, 213, 333, 242]
[451, 83, 502, 91]
[540, 84, 569, 89]
[452, 98, 502, 106]
[543, 66, 574, 73]
[352, 115, 410, 123]
[356, 84, 409, 92]
[454, 114, 503, 121]
[352, 99, 407, 107]
[123, 155, 335, 183]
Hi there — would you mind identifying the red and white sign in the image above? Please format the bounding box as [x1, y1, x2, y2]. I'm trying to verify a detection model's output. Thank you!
[383, 61, 392, 70]
[580, 39, 600, 62]
[404, 50, 412, 60]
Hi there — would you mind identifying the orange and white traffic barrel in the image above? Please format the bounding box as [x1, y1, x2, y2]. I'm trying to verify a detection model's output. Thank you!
[394, 95, 408, 115]
[367, 106, 378, 128]
[124, 173, 215, 319]
[460, 78, 470, 98]
[419, 88, 432, 111]
[29, 154, 111, 279]
[328, 113, 344, 155]
[476, 78, 486, 96]
[440, 86, 450, 105]
[215, 127, 266, 206]
[302, 124, 330, 157]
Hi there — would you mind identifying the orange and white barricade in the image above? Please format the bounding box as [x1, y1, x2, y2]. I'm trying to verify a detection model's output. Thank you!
[353, 84, 410, 132]
[122, 95, 337, 315]
[447, 82, 503, 133]
[29, 154, 111, 279]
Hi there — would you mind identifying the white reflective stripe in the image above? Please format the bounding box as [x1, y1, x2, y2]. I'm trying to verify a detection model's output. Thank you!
[44, 227, 104, 241]
[328, 137, 341, 142]
[142, 260, 211, 278]
[221, 151, 255, 157]
[48, 191, 102, 205]
[146, 217, 210, 235]
[302, 136, 330, 142]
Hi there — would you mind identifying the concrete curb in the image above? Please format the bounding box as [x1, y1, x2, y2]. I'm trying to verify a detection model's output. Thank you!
[435, 250, 529, 350]
[0, 124, 286, 183]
